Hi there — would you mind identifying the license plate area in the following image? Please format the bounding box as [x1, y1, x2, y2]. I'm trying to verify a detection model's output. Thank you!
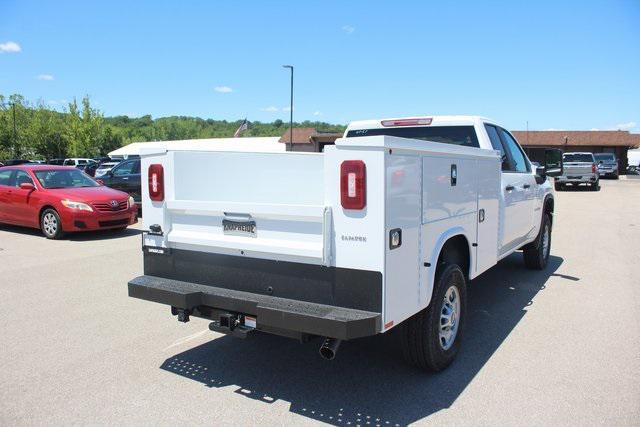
[222, 219, 257, 237]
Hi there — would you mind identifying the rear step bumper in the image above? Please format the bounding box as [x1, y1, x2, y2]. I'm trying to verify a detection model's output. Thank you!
[128, 275, 381, 340]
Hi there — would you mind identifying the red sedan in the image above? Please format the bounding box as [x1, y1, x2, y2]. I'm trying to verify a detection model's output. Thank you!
[0, 165, 137, 239]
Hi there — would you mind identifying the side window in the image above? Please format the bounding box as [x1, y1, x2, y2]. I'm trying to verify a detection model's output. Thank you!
[0, 170, 13, 186]
[14, 170, 34, 187]
[133, 159, 141, 174]
[499, 128, 530, 173]
[112, 161, 135, 176]
[484, 124, 510, 171]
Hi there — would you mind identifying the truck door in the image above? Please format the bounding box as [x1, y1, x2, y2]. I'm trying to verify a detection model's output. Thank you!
[484, 125, 534, 252]
[498, 128, 536, 242]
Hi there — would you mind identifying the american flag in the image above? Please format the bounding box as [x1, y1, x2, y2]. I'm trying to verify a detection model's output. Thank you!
[234, 119, 248, 137]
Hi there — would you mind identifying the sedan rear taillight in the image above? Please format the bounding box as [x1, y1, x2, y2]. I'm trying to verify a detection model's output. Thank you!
[148, 164, 164, 202]
[340, 160, 366, 210]
[592, 163, 596, 173]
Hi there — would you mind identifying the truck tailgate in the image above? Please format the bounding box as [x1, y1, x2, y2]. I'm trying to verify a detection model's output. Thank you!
[164, 151, 331, 264]
[563, 162, 593, 177]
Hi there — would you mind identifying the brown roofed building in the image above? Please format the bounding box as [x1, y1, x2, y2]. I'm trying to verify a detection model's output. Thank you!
[512, 130, 639, 172]
[279, 128, 343, 152]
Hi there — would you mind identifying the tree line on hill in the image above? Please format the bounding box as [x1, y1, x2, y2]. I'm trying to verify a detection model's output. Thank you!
[0, 93, 346, 161]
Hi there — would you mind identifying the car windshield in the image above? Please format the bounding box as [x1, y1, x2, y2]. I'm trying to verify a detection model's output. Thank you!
[34, 169, 100, 189]
[563, 153, 594, 162]
[594, 154, 615, 162]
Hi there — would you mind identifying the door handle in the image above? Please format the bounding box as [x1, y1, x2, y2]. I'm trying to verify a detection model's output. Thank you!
[122, 177, 129, 180]
[523, 184, 531, 189]
[505, 185, 515, 191]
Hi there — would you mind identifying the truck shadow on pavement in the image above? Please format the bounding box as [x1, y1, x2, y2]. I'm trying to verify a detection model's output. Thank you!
[160, 253, 564, 426]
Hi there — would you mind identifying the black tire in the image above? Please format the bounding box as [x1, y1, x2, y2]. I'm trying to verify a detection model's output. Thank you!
[523, 213, 551, 270]
[40, 208, 64, 239]
[400, 263, 467, 372]
[591, 180, 600, 191]
[613, 173, 619, 180]
[554, 182, 563, 191]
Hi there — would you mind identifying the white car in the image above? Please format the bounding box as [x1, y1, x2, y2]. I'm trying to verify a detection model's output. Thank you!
[63, 158, 94, 168]
[128, 115, 562, 371]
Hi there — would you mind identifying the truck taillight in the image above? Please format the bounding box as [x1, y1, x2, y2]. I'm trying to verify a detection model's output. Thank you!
[148, 164, 164, 202]
[592, 163, 596, 173]
[381, 117, 432, 127]
[340, 160, 366, 210]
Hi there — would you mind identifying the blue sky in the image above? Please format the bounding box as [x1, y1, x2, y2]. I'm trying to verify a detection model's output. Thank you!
[1, 0, 638, 131]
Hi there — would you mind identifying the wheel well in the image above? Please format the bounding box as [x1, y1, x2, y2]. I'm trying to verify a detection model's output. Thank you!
[437, 235, 471, 280]
[38, 205, 57, 222]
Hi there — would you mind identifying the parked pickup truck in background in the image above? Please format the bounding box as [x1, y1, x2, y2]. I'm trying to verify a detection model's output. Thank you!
[594, 153, 619, 179]
[555, 152, 599, 191]
[127, 116, 563, 372]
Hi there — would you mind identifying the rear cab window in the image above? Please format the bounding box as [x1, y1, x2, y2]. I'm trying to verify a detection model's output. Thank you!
[345, 126, 480, 148]
[563, 153, 594, 162]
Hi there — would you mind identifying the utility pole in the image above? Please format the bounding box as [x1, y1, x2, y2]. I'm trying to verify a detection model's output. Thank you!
[282, 65, 294, 151]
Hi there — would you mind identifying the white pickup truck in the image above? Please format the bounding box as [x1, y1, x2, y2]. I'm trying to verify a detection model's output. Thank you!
[128, 116, 563, 371]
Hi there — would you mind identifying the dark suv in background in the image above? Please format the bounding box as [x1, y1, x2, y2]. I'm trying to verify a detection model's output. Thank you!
[98, 158, 142, 208]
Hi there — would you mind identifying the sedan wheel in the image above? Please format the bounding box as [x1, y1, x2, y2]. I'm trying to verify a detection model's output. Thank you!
[41, 209, 64, 239]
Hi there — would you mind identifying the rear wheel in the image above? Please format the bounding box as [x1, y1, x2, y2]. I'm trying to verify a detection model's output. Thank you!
[591, 179, 600, 191]
[40, 208, 64, 239]
[554, 182, 563, 191]
[523, 213, 551, 270]
[400, 263, 467, 372]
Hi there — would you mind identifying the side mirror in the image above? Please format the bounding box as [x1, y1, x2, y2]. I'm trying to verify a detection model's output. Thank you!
[544, 148, 563, 177]
[535, 166, 546, 184]
[20, 182, 35, 191]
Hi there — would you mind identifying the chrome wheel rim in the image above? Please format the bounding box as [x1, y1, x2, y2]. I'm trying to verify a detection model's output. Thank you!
[439, 286, 461, 350]
[43, 213, 57, 236]
[542, 223, 550, 258]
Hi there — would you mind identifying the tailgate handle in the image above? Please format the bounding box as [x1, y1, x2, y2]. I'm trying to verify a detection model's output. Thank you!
[505, 185, 515, 191]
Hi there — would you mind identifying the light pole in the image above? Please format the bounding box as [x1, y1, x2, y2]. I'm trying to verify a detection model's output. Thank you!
[282, 65, 293, 151]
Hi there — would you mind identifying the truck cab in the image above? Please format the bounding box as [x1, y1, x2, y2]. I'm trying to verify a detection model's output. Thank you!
[128, 115, 562, 371]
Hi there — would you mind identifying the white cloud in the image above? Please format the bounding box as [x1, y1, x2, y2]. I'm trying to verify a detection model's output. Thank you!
[282, 106, 294, 112]
[37, 74, 54, 81]
[214, 86, 233, 93]
[610, 121, 636, 131]
[0, 41, 21, 53]
[342, 25, 355, 34]
[262, 106, 279, 112]
[313, 111, 322, 116]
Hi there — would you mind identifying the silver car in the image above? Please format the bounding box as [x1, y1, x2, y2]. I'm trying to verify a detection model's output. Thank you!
[594, 153, 619, 179]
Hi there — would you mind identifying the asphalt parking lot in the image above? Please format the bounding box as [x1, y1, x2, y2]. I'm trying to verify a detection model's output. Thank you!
[1, 178, 639, 426]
